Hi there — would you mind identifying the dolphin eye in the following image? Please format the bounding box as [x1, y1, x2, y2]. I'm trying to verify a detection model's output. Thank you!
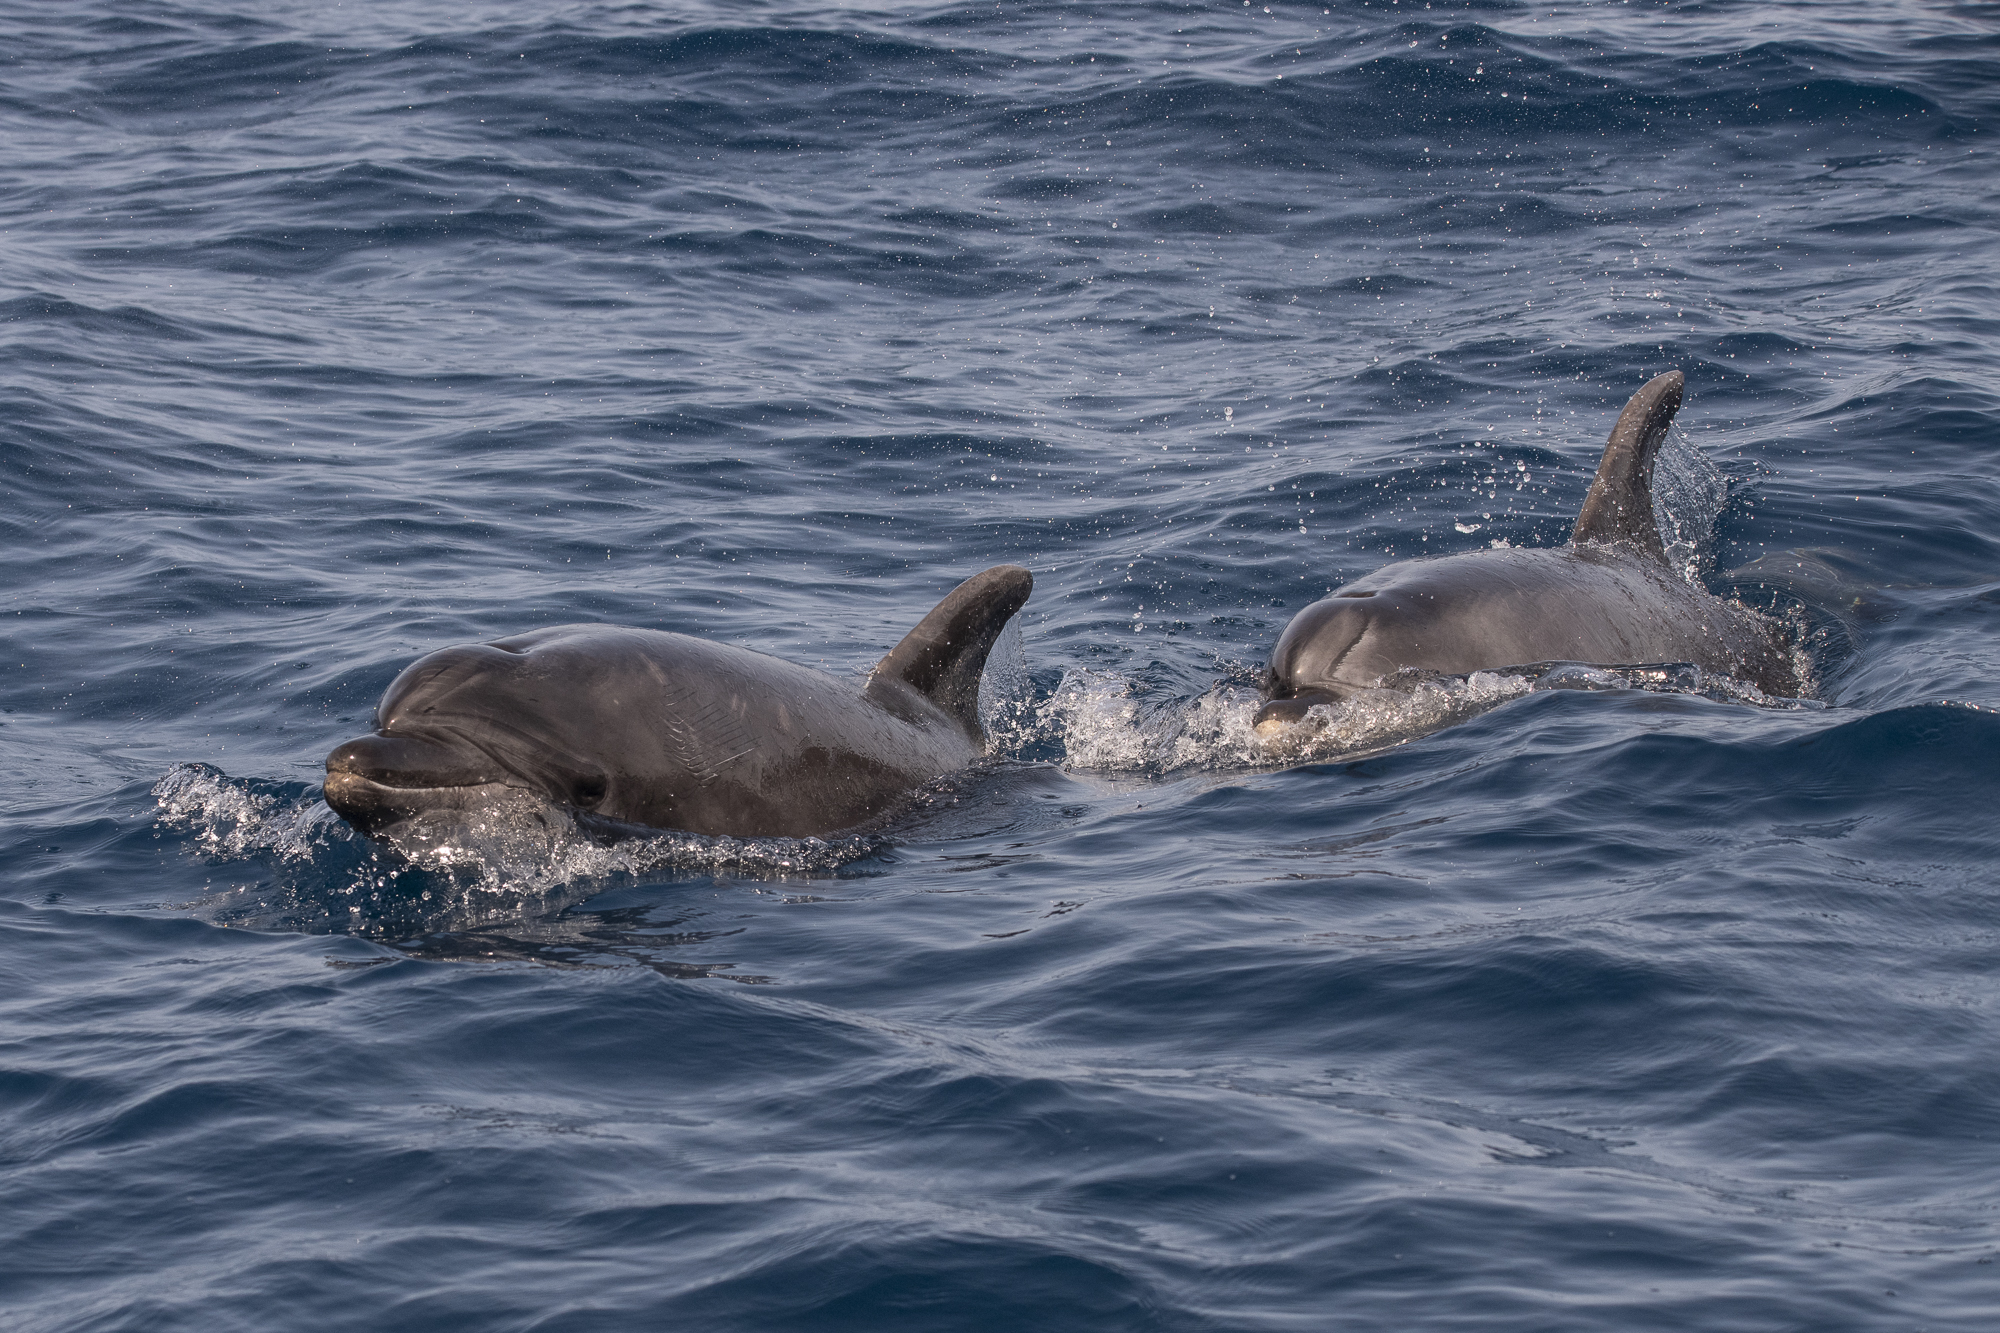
[572, 776, 607, 808]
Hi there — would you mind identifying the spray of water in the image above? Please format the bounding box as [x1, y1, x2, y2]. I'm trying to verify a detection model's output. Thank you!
[152, 762, 884, 939]
[1650, 423, 1730, 585]
[153, 762, 337, 861]
[1019, 667, 1537, 774]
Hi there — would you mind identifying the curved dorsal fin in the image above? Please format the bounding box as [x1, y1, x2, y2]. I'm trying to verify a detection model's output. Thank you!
[1570, 369, 1684, 559]
[865, 565, 1033, 740]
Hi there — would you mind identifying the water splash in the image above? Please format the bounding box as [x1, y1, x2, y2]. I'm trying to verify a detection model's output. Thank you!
[1651, 424, 1730, 585]
[390, 815, 883, 893]
[1027, 658, 1818, 777]
[1022, 667, 1527, 773]
[1507, 660, 1821, 709]
[977, 614, 1032, 739]
[153, 762, 337, 861]
[151, 762, 883, 940]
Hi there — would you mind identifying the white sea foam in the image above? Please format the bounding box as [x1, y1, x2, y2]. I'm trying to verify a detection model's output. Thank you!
[153, 763, 334, 862]
[387, 813, 879, 894]
[1024, 656, 1819, 777]
[1028, 667, 1537, 773]
[152, 761, 881, 937]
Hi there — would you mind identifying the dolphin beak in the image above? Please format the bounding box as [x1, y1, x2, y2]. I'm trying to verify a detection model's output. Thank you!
[323, 731, 510, 832]
[1252, 691, 1341, 739]
[327, 731, 506, 787]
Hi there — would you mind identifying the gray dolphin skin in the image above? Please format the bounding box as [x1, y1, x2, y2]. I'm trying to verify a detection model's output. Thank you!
[1256, 371, 1798, 734]
[324, 565, 1033, 838]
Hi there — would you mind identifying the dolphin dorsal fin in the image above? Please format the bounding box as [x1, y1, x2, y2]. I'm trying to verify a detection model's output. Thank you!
[1570, 370, 1684, 559]
[865, 565, 1033, 740]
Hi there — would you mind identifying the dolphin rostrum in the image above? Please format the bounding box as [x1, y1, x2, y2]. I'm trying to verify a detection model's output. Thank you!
[1256, 371, 1797, 734]
[324, 565, 1033, 838]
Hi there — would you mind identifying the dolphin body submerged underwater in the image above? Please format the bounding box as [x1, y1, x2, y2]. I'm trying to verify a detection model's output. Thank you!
[324, 565, 1032, 839]
[1255, 371, 1799, 734]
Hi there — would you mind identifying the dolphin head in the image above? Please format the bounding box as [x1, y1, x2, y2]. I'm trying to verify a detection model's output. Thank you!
[324, 637, 613, 835]
[1253, 590, 1378, 737]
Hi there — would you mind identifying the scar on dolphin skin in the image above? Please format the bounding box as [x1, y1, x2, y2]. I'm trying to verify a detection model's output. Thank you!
[323, 566, 1033, 840]
[1257, 371, 1800, 736]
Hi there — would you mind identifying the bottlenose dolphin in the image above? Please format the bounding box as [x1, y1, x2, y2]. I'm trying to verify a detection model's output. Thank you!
[324, 565, 1032, 838]
[1256, 371, 1798, 734]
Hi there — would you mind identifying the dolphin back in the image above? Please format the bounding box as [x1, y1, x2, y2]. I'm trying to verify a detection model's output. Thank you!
[1571, 369, 1683, 558]
[866, 564, 1033, 741]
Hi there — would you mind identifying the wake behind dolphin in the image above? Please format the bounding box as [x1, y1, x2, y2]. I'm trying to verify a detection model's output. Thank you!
[1257, 372, 1799, 735]
[324, 565, 1032, 840]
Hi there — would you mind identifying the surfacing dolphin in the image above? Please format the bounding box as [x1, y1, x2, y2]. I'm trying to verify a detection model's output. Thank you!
[324, 565, 1032, 839]
[1256, 371, 1798, 735]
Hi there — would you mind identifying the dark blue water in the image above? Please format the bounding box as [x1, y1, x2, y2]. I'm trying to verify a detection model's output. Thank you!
[5, 2, 1999, 1328]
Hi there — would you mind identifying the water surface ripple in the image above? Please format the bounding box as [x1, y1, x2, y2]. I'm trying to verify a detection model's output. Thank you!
[3, 2, 1998, 1329]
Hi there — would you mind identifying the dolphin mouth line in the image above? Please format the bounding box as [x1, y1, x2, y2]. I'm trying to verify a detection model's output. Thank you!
[321, 769, 539, 836]
[323, 770, 524, 799]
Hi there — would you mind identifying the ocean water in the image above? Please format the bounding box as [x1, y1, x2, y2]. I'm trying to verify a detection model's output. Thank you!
[4, 1, 1999, 1328]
